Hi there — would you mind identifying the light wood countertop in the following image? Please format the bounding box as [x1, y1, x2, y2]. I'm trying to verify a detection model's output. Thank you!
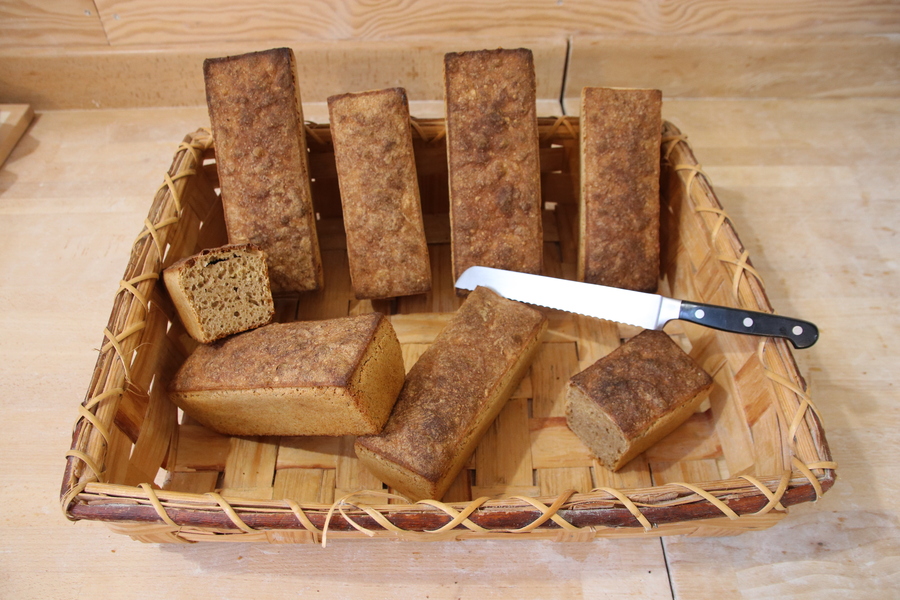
[1, 98, 897, 598]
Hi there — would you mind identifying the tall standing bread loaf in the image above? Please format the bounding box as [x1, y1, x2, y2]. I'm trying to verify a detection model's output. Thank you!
[355, 286, 548, 501]
[578, 87, 662, 293]
[327, 88, 431, 299]
[444, 48, 543, 283]
[204, 47, 324, 293]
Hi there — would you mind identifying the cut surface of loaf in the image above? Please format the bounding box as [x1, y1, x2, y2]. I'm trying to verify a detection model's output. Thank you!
[444, 48, 543, 282]
[578, 86, 662, 293]
[355, 286, 548, 501]
[167, 314, 405, 436]
[565, 329, 713, 471]
[204, 47, 323, 293]
[163, 244, 274, 344]
[327, 87, 431, 299]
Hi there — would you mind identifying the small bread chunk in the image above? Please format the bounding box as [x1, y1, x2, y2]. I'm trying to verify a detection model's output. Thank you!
[327, 88, 431, 299]
[163, 244, 275, 344]
[578, 87, 662, 293]
[565, 330, 713, 471]
[444, 48, 543, 282]
[355, 286, 548, 501]
[167, 314, 405, 437]
[204, 47, 324, 293]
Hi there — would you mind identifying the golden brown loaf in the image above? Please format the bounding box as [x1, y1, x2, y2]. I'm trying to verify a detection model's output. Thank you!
[163, 244, 275, 344]
[327, 88, 432, 299]
[578, 87, 662, 293]
[355, 286, 548, 501]
[444, 48, 543, 282]
[565, 330, 713, 471]
[204, 47, 324, 293]
[167, 314, 405, 437]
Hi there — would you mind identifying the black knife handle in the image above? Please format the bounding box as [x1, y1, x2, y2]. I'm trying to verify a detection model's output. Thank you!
[679, 301, 819, 349]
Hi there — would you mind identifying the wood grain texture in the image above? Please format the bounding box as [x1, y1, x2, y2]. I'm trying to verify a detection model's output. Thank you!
[0, 105, 34, 166]
[89, 0, 900, 45]
[0, 39, 567, 110]
[1, 100, 898, 596]
[0, 0, 108, 47]
[564, 34, 900, 103]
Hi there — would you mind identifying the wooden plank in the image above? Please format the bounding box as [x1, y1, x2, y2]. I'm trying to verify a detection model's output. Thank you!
[276, 436, 341, 470]
[529, 417, 594, 469]
[272, 468, 330, 503]
[530, 341, 580, 419]
[0, 104, 33, 166]
[0, 39, 567, 110]
[90, 1, 900, 45]
[170, 424, 231, 472]
[219, 436, 279, 499]
[0, 1, 108, 47]
[565, 34, 900, 104]
[474, 398, 533, 490]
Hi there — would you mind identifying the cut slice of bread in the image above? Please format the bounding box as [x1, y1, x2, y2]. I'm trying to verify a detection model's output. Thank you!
[163, 244, 275, 344]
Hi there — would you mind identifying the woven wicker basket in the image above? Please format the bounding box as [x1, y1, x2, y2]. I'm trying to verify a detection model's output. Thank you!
[61, 117, 835, 544]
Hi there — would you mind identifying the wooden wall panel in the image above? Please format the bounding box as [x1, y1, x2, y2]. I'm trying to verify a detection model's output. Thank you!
[91, 0, 900, 46]
[0, 0, 108, 47]
[0, 39, 568, 110]
[563, 34, 900, 104]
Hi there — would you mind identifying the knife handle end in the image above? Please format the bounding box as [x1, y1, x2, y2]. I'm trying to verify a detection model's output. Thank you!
[679, 301, 819, 349]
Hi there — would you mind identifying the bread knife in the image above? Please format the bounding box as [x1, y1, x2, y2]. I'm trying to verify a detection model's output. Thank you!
[455, 266, 818, 349]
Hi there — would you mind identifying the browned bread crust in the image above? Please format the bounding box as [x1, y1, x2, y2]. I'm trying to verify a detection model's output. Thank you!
[444, 48, 543, 282]
[565, 330, 712, 470]
[167, 314, 405, 436]
[578, 87, 662, 293]
[204, 47, 324, 293]
[355, 286, 548, 501]
[327, 88, 431, 299]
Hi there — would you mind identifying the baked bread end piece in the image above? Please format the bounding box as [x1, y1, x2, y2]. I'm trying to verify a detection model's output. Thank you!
[565, 329, 712, 470]
[163, 244, 275, 344]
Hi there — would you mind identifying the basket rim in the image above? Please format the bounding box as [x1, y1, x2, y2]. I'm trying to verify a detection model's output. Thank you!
[60, 118, 835, 541]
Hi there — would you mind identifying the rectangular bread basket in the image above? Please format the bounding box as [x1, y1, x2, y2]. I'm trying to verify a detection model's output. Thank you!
[61, 117, 835, 544]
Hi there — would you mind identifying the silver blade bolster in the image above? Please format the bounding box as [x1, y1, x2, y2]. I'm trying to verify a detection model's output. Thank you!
[455, 266, 679, 330]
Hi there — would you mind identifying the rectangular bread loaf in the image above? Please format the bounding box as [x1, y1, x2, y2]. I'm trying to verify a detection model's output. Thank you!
[355, 286, 548, 501]
[565, 330, 712, 471]
[167, 313, 405, 437]
[578, 87, 662, 293]
[204, 47, 324, 293]
[444, 48, 543, 283]
[327, 88, 432, 299]
[163, 243, 274, 344]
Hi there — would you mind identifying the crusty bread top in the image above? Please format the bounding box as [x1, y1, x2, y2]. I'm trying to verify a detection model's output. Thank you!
[327, 87, 431, 299]
[203, 47, 323, 293]
[355, 286, 547, 481]
[165, 243, 265, 274]
[443, 48, 543, 280]
[169, 313, 387, 393]
[579, 86, 662, 293]
[568, 330, 712, 440]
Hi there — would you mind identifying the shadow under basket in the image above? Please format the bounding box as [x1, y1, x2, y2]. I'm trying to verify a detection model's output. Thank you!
[61, 118, 835, 544]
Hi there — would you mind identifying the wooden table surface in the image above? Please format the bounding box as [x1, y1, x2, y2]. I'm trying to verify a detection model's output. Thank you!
[1, 98, 897, 598]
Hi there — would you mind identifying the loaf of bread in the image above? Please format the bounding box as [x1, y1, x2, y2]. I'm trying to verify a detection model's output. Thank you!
[444, 48, 543, 283]
[163, 244, 275, 344]
[204, 47, 324, 294]
[355, 286, 548, 501]
[578, 87, 662, 293]
[327, 88, 431, 299]
[565, 330, 712, 471]
[167, 313, 405, 437]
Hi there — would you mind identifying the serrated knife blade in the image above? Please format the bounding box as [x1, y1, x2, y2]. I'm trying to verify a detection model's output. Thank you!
[455, 266, 818, 349]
